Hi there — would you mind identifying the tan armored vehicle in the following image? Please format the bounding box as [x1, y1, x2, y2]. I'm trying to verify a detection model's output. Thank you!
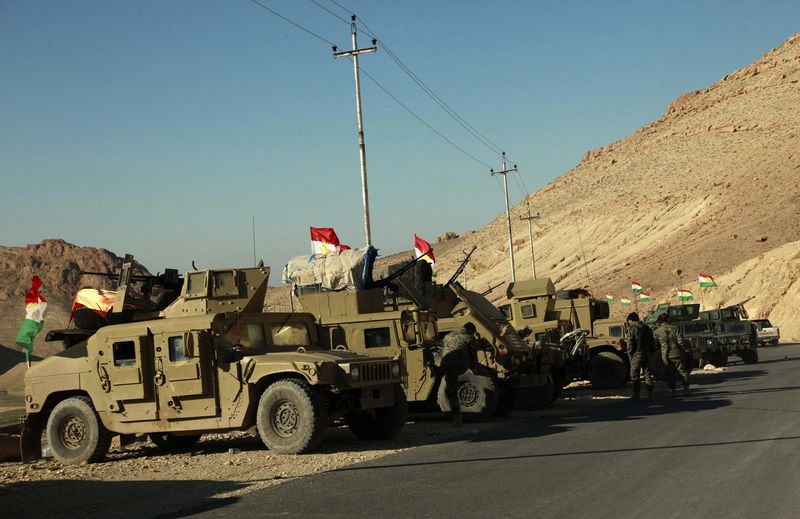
[499, 280, 628, 389]
[290, 250, 559, 418]
[21, 259, 406, 465]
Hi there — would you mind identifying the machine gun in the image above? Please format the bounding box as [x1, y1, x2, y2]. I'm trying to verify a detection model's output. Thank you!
[445, 245, 477, 287]
[370, 248, 434, 291]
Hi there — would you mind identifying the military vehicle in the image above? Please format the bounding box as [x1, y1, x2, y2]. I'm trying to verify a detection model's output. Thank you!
[20, 257, 406, 465]
[644, 301, 758, 366]
[499, 280, 629, 389]
[752, 319, 780, 346]
[289, 248, 559, 418]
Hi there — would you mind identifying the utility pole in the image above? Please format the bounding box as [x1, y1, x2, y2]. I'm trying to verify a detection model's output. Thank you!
[333, 15, 377, 247]
[491, 152, 517, 283]
[519, 202, 541, 278]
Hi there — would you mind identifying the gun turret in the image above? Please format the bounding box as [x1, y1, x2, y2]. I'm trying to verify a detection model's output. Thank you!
[446, 245, 477, 286]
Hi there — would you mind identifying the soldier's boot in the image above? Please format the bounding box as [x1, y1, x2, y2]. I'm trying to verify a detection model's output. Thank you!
[683, 381, 691, 397]
[646, 384, 654, 401]
[450, 412, 463, 428]
[630, 382, 641, 401]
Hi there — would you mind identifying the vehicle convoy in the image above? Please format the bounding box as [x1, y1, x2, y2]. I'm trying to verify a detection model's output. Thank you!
[752, 319, 780, 346]
[644, 301, 759, 366]
[21, 257, 406, 465]
[287, 247, 560, 418]
[499, 280, 629, 390]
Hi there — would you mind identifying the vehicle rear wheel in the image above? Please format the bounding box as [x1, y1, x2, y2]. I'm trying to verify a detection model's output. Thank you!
[437, 370, 498, 422]
[149, 433, 202, 451]
[740, 348, 759, 364]
[346, 384, 408, 440]
[588, 351, 627, 389]
[46, 396, 112, 465]
[257, 378, 327, 454]
[517, 377, 556, 411]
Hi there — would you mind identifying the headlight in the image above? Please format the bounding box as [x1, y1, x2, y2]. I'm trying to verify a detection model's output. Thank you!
[706, 339, 713, 346]
[350, 366, 360, 382]
[391, 363, 401, 377]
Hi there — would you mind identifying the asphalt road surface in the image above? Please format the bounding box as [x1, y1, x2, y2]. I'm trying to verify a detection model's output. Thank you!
[183, 343, 800, 519]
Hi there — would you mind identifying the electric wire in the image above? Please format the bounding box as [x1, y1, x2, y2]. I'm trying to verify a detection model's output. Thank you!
[248, 0, 337, 47]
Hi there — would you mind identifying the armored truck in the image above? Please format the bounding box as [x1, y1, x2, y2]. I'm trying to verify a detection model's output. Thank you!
[21, 261, 406, 465]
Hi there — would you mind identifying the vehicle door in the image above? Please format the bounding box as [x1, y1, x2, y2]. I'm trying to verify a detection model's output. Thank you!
[99, 333, 158, 422]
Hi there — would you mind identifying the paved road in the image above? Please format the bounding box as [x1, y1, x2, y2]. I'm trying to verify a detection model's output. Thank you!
[187, 344, 800, 519]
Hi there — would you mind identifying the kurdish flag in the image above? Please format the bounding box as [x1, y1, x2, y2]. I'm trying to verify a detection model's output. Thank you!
[310, 227, 350, 256]
[413, 234, 435, 265]
[606, 293, 614, 302]
[620, 297, 632, 307]
[676, 289, 694, 301]
[15, 276, 47, 361]
[639, 291, 651, 302]
[631, 280, 643, 294]
[698, 273, 717, 287]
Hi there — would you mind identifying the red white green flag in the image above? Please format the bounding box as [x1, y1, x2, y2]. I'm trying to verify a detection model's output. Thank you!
[15, 276, 47, 361]
[676, 289, 694, 301]
[620, 297, 632, 307]
[639, 291, 651, 302]
[413, 234, 435, 265]
[631, 280, 643, 294]
[698, 273, 716, 287]
[310, 227, 350, 256]
[606, 293, 614, 302]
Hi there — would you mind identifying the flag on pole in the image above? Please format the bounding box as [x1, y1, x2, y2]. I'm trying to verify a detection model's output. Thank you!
[639, 291, 651, 302]
[310, 227, 348, 256]
[676, 289, 694, 301]
[413, 234, 435, 265]
[620, 297, 632, 307]
[631, 280, 643, 294]
[15, 276, 47, 362]
[698, 273, 717, 287]
[605, 293, 614, 302]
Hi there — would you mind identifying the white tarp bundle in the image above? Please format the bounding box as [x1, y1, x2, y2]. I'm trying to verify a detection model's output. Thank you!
[282, 246, 373, 291]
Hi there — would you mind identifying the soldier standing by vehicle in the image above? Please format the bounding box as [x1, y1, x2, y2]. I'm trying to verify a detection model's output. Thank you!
[653, 313, 691, 396]
[440, 322, 478, 426]
[625, 312, 657, 401]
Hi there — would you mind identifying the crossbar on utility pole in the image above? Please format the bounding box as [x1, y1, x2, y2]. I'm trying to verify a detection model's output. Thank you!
[491, 152, 518, 283]
[333, 15, 377, 247]
[519, 202, 541, 278]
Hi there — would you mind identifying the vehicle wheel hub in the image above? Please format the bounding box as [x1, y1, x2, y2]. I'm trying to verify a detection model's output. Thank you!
[272, 400, 300, 437]
[458, 383, 480, 409]
[60, 415, 86, 450]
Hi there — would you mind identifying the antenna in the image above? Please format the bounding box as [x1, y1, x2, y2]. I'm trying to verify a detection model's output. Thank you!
[252, 216, 257, 267]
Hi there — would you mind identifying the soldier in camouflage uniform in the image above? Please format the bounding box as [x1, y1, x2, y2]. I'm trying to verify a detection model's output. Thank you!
[440, 322, 477, 427]
[625, 312, 657, 401]
[653, 313, 691, 396]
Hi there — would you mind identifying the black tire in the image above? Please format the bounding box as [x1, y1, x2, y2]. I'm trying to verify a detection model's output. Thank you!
[437, 370, 498, 421]
[517, 378, 556, 411]
[492, 385, 519, 417]
[346, 384, 408, 440]
[588, 351, 627, 389]
[740, 348, 759, 364]
[705, 351, 729, 367]
[149, 433, 202, 451]
[46, 396, 112, 465]
[257, 378, 327, 454]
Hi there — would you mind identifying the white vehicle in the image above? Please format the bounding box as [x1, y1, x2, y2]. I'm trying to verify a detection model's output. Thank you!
[752, 319, 780, 346]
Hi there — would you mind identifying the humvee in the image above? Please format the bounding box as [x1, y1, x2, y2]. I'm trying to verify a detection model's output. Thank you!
[21, 259, 406, 465]
[499, 280, 629, 389]
[291, 251, 559, 418]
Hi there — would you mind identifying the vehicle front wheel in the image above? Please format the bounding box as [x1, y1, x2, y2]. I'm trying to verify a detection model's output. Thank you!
[257, 378, 327, 454]
[588, 351, 627, 389]
[346, 384, 408, 440]
[740, 348, 759, 364]
[46, 396, 112, 465]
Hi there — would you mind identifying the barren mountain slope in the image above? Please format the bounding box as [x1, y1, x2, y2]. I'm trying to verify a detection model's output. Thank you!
[417, 34, 800, 332]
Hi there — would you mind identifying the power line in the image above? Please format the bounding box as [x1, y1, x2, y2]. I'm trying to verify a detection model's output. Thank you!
[248, 0, 337, 47]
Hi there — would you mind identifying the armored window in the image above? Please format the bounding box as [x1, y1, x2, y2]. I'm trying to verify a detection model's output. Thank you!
[186, 272, 207, 298]
[223, 323, 268, 351]
[113, 340, 136, 367]
[271, 323, 311, 346]
[499, 304, 512, 319]
[168, 336, 191, 362]
[330, 327, 347, 349]
[609, 326, 623, 337]
[212, 270, 239, 297]
[521, 304, 536, 319]
[365, 327, 392, 348]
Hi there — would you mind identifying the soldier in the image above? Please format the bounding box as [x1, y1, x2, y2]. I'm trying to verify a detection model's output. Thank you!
[653, 313, 691, 396]
[440, 322, 477, 427]
[625, 312, 656, 401]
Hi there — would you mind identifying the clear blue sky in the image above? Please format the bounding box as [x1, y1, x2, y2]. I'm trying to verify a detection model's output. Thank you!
[1, 0, 798, 279]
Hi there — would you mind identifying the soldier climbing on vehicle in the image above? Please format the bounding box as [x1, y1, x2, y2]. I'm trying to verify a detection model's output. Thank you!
[653, 313, 691, 396]
[625, 312, 656, 401]
[440, 322, 478, 427]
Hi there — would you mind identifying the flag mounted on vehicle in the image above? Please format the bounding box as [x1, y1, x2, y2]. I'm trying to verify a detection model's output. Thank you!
[631, 280, 643, 294]
[676, 289, 694, 301]
[639, 291, 651, 302]
[620, 297, 632, 307]
[413, 234, 435, 265]
[310, 227, 349, 256]
[606, 293, 614, 302]
[698, 273, 717, 287]
[15, 276, 47, 362]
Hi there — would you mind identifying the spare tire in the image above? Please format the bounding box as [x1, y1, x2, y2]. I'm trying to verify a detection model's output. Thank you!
[437, 370, 498, 421]
[588, 351, 627, 389]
